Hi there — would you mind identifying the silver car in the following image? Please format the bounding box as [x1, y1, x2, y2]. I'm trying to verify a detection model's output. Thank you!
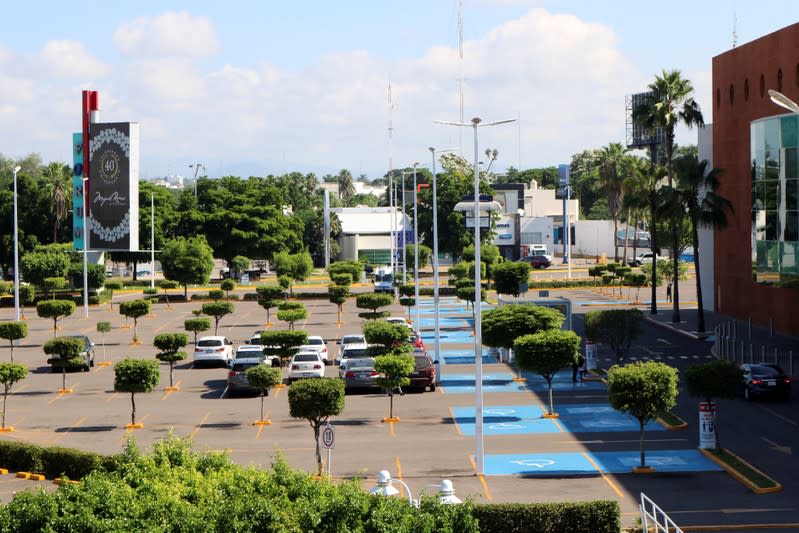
[227, 358, 270, 396]
[340, 357, 380, 393]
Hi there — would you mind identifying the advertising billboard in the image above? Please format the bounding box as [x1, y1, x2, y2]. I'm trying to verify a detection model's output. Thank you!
[88, 122, 139, 251]
[72, 133, 85, 250]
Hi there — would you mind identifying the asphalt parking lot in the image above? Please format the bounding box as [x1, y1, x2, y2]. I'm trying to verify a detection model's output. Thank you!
[1, 282, 797, 531]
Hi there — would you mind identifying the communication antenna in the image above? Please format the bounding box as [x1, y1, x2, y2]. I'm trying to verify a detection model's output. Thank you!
[732, 10, 738, 48]
[458, 0, 464, 151]
[387, 81, 398, 273]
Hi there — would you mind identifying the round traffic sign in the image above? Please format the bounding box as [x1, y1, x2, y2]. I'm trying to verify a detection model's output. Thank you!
[320, 425, 335, 449]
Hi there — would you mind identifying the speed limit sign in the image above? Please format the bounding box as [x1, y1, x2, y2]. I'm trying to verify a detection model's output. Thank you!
[320, 424, 335, 449]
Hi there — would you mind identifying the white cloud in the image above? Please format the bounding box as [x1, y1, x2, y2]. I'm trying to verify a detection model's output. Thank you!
[37, 40, 111, 79]
[113, 11, 219, 57]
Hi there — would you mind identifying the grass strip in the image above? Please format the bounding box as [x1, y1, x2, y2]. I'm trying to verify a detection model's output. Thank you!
[707, 448, 777, 489]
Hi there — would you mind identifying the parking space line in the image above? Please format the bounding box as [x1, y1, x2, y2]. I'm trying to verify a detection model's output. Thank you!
[49, 415, 88, 446]
[467, 455, 493, 502]
[581, 452, 625, 499]
[12, 384, 29, 394]
[395, 456, 404, 498]
[106, 391, 119, 403]
[551, 417, 566, 433]
[255, 412, 270, 440]
[757, 404, 798, 427]
[448, 407, 463, 435]
[190, 412, 211, 440]
[389, 421, 396, 438]
[48, 383, 80, 404]
[161, 381, 182, 401]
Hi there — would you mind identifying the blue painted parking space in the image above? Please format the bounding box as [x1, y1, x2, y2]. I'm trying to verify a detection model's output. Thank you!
[451, 405, 560, 435]
[557, 404, 664, 433]
[440, 373, 532, 394]
[422, 330, 474, 344]
[417, 317, 469, 329]
[441, 348, 498, 365]
[519, 372, 607, 392]
[482, 449, 722, 476]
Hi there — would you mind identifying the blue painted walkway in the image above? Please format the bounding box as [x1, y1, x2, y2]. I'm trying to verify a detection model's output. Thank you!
[440, 348, 498, 365]
[440, 373, 606, 394]
[482, 450, 722, 476]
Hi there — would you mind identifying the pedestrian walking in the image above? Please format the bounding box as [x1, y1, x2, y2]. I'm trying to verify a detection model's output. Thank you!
[666, 280, 672, 302]
[577, 354, 586, 381]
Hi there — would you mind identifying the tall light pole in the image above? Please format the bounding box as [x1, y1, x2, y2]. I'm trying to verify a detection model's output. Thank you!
[401, 171, 408, 284]
[435, 116, 515, 476]
[11, 165, 21, 321]
[82, 177, 89, 318]
[150, 193, 156, 289]
[412, 162, 421, 327]
[189, 163, 205, 201]
[429, 147, 456, 384]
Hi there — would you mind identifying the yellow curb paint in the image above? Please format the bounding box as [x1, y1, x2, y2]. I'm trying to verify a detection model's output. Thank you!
[190, 412, 211, 440]
[477, 474, 493, 502]
[105, 392, 119, 403]
[511, 377, 527, 382]
[162, 382, 182, 400]
[0, 468, 7, 475]
[16, 472, 30, 479]
[389, 420, 397, 438]
[382, 417, 400, 423]
[657, 416, 688, 431]
[29, 474, 45, 481]
[124, 423, 144, 430]
[0, 427, 13, 433]
[582, 452, 625, 499]
[698, 447, 783, 494]
[542, 413, 560, 419]
[96, 361, 113, 367]
[253, 420, 272, 426]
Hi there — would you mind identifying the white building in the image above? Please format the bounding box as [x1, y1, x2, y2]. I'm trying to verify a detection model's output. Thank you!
[332, 207, 410, 265]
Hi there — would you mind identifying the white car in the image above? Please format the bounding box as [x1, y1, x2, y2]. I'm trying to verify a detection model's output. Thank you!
[194, 336, 234, 368]
[385, 317, 411, 329]
[628, 253, 662, 267]
[234, 344, 280, 367]
[339, 342, 370, 366]
[288, 351, 325, 382]
[248, 330, 265, 345]
[337, 334, 366, 358]
[297, 335, 329, 364]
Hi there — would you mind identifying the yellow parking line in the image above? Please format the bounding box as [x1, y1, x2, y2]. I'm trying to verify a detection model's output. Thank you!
[255, 412, 270, 440]
[12, 384, 29, 394]
[161, 381, 182, 400]
[48, 382, 80, 404]
[106, 391, 119, 403]
[551, 417, 566, 433]
[389, 420, 396, 438]
[582, 452, 625, 499]
[448, 407, 463, 435]
[190, 412, 210, 440]
[395, 456, 405, 497]
[467, 455, 493, 502]
[49, 415, 88, 446]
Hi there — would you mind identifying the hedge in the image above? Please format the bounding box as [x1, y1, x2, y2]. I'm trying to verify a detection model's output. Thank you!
[526, 279, 601, 289]
[472, 501, 621, 533]
[0, 440, 119, 480]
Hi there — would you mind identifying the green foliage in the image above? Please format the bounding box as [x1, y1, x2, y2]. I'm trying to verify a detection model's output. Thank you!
[0, 362, 28, 427]
[154, 333, 189, 363]
[220, 278, 236, 294]
[641, 260, 668, 286]
[158, 279, 179, 290]
[246, 365, 282, 391]
[327, 285, 349, 306]
[584, 309, 642, 363]
[363, 321, 410, 357]
[399, 297, 416, 309]
[0, 322, 27, 362]
[0, 439, 118, 481]
[356, 293, 394, 320]
[20, 251, 70, 287]
[260, 330, 308, 363]
[142, 287, 158, 296]
[288, 377, 345, 474]
[201, 301, 235, 335]
[482, 304, 564, 350]
[588, 265, 607, 279]
[256, 285, 285, 303]
[514, 330, 581, 414]
[43, 276, 66, 296]
[404, 243, 432, 269]
[608, 361, 679, 468]
[277, 301, 303, 311]
[119, 299, 151, 320]
[330, 273, 352, 286]
[36, 299, 75, 334]
[159, 236, 215, 296]
[277, 308, 308, 329]
[398, 283, 415, 297]
[274, 251, 314, 295]
[208, 289, 225, 301]
[18, 284, 36, 306]
[114, 358, 160, 394]
[278, 274, 291, 291]
[685, 360, 742, 402]
[471, 501, 621, 533]
[449, 260, 485, 281]
[183, 317, 211, 345]
[328, 260, 363, 283]
[492, 262, 531, 296]
[230, 255, 250, 279]
[374, 354, 415, 390]
[43, 336, 84, 368]
[456, 285, 486, 306]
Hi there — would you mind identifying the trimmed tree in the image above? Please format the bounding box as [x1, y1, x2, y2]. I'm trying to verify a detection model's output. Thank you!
[684, 360, 742, 449]
[18, 284, 36, 319]
[330, 273, 352, 287]
[104, 280, 123, 309]
[230, 255, 250, 281]
[273, 251, 314, 297]
[220, 279, 236, 299]
[208, 289, 224, 301]
[119, 299, 151, 343]
[184, 317, 211, 345]
[246, 365, 282, 424]
[114, 358, 160, 427]
[287, 377, 345, 476]
[261, 330, 308, 375]
[374, 354, 415, 421]
[154, 332, 189, 389]
[158, 280, 179, 307]
[398, 284, 416, 320]
[514, 329, 581, 415]
[96, 321, 111, 363]
[159, 236, 215, 298]
[0, 321, 28, 362]
[276, 301, 307, 330]
[355, 293, 393, 320]
[328, 260, 363, 284]
[584, 309, 643, 363]
[492, 261, 531, 297]
[201, 302, 235, 335]
[327, 285, 349, 326]
[363, 321, 411, 357]
[607, 361, 679, 469]
[43, 336, 84, 391]
[43, 277, 67, 300]
[36, 300, 76, 337]
[256, 285, 284, 326]
[0, 362, 27, 429]
[624, 272, 648, 303]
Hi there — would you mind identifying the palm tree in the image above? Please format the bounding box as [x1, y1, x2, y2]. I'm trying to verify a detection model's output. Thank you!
[620, 156, 650, 266]
[634, 70, 704, 323]
[337, 169, 356, 206]
[593, 143, 628, 262]
[42, 162, 72, 243]
[674, 155, 733, 333]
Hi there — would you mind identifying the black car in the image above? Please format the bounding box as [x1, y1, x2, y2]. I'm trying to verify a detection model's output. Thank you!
[741, 363, 791, 401]
[518, 255, 551, 269]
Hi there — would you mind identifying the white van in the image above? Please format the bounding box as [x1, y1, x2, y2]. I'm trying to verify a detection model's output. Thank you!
[530, 245, 552, 261]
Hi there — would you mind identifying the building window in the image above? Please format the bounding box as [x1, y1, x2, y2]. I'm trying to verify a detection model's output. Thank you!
[744, 79, 749, 101]
[729, 84, 735, 105]
[796, 63, 799, 88]
[716, 88, 721, 111]
[760, 74, 765, 97]
[778, 68, 783, 91]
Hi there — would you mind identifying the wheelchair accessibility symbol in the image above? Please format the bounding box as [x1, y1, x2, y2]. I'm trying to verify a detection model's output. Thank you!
[488, 422, 523, 430]
[485, 408, 516, 416]
[511, 459, 555, 468]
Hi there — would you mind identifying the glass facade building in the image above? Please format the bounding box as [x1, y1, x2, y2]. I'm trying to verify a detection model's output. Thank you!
[751, 115, 799, 286]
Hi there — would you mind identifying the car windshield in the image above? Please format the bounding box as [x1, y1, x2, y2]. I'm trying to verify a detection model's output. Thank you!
[751, 365, 783, 377]
[68, 335, 90, 349]
[232, 363, 259, 372]
[343, 348, 368, 358]
[237, 348, 263, 358]
[198, 339, 223, 347]
[414, 355, 432, 369]
[294, 353, 319, 362]
[307, 338, 324, 345]
[342, 336, 364, 344]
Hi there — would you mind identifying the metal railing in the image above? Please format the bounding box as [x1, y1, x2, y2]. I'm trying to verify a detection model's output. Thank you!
[640, 492, 682, 533]
[713, 320, 796, 375]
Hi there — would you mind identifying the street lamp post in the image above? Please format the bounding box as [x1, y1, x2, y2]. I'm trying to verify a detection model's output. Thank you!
[769, 89, 799, 113]
[82, 177, 89, 318]
[189, 163, 205, 201]
[412, 162, 421, 327]
[11, 165, 21, 321]
[401, 171, 408, 284]
[150, 193, 155, 289]
[435, 116, 515, 476]
[429, 147, 456, 384]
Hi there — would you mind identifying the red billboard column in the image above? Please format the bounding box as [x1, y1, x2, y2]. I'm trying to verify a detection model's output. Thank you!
[82, 90, 99, 218]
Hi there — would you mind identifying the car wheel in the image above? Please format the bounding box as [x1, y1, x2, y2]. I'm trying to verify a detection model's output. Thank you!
[90, 357, 95, 368]
[744, 386, 752, 401]
[429, 383, 436, 392]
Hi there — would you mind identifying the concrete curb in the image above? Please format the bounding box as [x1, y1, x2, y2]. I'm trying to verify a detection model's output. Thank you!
[643, 316, 705, 341]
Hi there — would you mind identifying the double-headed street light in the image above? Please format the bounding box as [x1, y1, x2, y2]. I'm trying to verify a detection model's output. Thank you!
[434, 116, 515, 476]
[189, 163, 206, 201]
[11, 165, 21, 321]
[412, 162, 422, 328]
[769, 89, 799, 114]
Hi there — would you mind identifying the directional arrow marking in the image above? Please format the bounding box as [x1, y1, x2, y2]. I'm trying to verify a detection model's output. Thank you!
[762, 437, 792, 455]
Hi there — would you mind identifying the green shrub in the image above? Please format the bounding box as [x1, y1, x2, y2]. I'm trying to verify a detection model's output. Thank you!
[472, 500, 621, 533]
[0, 439, 43, 473]
[40, 446, 104, 480]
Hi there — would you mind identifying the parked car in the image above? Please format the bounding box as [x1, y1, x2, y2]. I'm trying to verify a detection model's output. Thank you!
[740, 363, 791, 401]
[194, 336, 234, 368]
[297, 335, 329, 364]
[340, 357, 380, 393]
[234, 344, 280, 367]
[248, 331, 265, 345]
[339, 343, 370, 365]
[288, 351, 325, 382]
[409, 350, 436, 392]
[529, 245, 552, 262]
[627, 253, 661, 267]
[386, 317, 411, 329]
[518, 255, 551, 269]
[337, 334, 366, 358]
[227, 358, 271, 396]
[408, 331, 425, 351]
[51, 335, 95, 372]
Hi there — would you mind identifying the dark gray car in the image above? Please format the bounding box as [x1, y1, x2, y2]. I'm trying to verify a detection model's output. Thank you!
[227, 358, 268, 396]
[340, 357, 380, 393]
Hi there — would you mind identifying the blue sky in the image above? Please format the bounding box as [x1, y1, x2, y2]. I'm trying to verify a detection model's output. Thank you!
[0, 1, 793, 179]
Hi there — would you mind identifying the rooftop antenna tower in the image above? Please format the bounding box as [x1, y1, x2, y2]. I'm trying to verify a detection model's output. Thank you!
[458, 0, 464, 151]
[732, 11, 738, 48]
[388, 82, 397, 273]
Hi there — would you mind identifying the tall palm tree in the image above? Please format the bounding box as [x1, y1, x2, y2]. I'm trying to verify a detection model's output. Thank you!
[674, 155, 733, 333]
[620, 156, 650, 266]
[593, 143, 628, 262]
[337, 169, 356, 206]
[42, 162, 72, 243]
[635, 70, 704, 323]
